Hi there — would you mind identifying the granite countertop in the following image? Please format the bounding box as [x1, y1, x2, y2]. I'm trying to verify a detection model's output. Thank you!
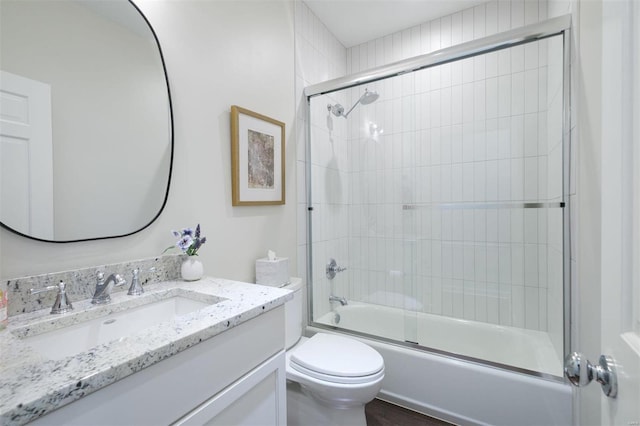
[0, 277, 292, 425]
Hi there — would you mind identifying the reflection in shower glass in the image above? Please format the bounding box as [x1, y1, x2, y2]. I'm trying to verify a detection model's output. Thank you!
[308, 34, 566, 377]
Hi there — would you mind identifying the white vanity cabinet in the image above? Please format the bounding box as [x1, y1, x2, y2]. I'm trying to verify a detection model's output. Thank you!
[31, 306, 286, 426]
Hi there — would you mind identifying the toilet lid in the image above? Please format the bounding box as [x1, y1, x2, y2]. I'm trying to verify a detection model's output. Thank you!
[290, 334, 384, 378]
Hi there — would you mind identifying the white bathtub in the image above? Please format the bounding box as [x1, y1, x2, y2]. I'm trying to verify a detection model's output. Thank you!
[311, 303, 572, 426]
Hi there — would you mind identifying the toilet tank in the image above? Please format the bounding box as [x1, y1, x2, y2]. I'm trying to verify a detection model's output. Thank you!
[283, 277, 303, 349]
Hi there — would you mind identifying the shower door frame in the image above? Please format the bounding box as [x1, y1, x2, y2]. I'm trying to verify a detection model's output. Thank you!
[304, 15, 572, 380]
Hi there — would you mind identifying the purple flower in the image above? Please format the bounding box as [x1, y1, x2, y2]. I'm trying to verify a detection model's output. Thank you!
[165, 224, 206, 256]
[176, 235, 193, 252]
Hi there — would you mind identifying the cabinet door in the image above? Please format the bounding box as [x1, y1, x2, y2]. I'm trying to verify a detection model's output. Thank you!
[174, 351, 286, 426]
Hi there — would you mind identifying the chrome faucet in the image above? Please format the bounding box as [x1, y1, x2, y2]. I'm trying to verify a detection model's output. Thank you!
[91, 272, 126, 304]
[30, 281, 74, 314]
[329, 295, 348, 306]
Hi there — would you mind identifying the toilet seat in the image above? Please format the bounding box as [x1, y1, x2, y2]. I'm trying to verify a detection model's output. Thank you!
[289, 333, 384, 385]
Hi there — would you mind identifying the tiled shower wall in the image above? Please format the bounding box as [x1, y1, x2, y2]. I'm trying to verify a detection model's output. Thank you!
[294, 1, 348, 319]
[297, 0, 568, 345]
[343, 15, 565, 334]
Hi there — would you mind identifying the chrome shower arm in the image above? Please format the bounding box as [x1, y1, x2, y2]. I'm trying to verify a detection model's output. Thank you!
[341, 98, 363, 118]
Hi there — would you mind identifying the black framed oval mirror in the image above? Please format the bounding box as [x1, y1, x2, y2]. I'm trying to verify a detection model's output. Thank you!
[0, 0, 173, 242]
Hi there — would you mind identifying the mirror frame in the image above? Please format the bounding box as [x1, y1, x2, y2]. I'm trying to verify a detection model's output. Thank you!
[0, 0, 174, 243]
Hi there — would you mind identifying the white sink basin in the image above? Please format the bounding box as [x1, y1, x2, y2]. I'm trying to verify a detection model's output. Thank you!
[17, 295, 215, 360]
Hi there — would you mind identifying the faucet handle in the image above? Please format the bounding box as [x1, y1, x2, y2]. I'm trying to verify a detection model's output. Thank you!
[30, 281, 73, 314]
[128, 268, 143, 295]
[127, 267, 156, 296]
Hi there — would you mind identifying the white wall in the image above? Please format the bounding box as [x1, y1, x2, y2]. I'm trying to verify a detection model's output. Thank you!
[0, 0, 297, 285]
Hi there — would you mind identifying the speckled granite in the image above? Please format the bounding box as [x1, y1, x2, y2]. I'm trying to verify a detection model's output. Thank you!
[0, 277, 292, 425]
[6, 255, 184, 317]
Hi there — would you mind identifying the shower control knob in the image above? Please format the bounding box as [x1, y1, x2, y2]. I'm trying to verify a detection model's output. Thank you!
[564, 352, 617, 398]
[326, 258, 347, 280]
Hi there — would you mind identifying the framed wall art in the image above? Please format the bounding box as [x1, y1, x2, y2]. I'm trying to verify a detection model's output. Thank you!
[230, 106, 285, 206]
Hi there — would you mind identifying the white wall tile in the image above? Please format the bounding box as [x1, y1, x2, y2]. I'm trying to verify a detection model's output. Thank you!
[452, 210, 464, 241]
[498, 158, 511, 200]
[474, 81, 487, 122]
[462, 83, 474, 123]
[486, 119, 499, 160]
[453, 244, 464, 279]
[499, 284, 512, 325]
[486, 209, 499, 242]
[510, 0, 525, 29]
[463, 280, 476, 319]
[524, 0, 540, 25]
[441, 63, 452, 88]
[474, 120, 487, 162]
[524, 244, 539, 286]
[486, 77, 499, 119]
[511, 208, 524, 243]
[441, 15, 452, 49]
[511, 72, 525, 115]
[451, 280, 464, 318]
[451, 163, 463, 201]
[524, 157, 538, 200]
[441, 163, 452, 202]
[524, 69, 539, 114]
[463, 163, 475, 201]
[511, 158, 524, 200]
[498, 0, 511, 32]
[511, 285, 525, 327]
[475, 245, 487, 282]
[442, 241, 453, 279]
[441, 126, 452, 164]
[473, 5, 486, 40]
[463, 122, 474, 163]
[441, 87, 452, 126]
[511, 244, 524, 285]
[486, 282, 500, 324]
[474, 162, 487, 201]
[485, 1, 498, 35]
[475, 281, 488, 322]
[462, 8, 474, 42]
[524, 113, 539, 156]
[474, 210, 487, 242]
[462, 250, 474, 285]
[486, 244, 500, 282]
[498, 75, 511, 117]
[463, 210, 475, 242]
[451, 12, 463, 46]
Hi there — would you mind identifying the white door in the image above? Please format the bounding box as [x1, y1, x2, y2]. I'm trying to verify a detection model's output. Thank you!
[573, 0, 640, 424]
[0, 70, 54, 239]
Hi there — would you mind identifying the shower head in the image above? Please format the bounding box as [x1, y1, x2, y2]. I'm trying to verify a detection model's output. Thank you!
[327, 88, 379, 119]
[359, 89, 379, 105]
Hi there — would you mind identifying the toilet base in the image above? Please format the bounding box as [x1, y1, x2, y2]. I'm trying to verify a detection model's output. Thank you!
[286, 381, 367, 426]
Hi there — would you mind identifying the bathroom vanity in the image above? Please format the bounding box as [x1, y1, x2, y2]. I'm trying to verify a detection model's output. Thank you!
[0, 277, 291, 425]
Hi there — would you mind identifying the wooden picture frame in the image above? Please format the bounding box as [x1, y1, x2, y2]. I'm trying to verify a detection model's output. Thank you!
[230, 106, 285, 206]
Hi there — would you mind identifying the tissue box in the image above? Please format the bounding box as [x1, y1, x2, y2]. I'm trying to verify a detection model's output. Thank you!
[256, 257, 290, 287]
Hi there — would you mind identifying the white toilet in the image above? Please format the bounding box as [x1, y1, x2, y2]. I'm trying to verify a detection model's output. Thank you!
[284, 279, 385, 426]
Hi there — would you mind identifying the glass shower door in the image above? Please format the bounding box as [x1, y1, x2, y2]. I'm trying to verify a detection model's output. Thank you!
[306, 26, 569, 378]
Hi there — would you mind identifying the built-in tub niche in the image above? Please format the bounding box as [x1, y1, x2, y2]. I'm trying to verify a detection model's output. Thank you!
[305, 17, 570, 382]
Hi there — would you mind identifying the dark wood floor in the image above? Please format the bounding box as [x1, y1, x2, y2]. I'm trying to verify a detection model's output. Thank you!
[365, 399, 455, 426]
